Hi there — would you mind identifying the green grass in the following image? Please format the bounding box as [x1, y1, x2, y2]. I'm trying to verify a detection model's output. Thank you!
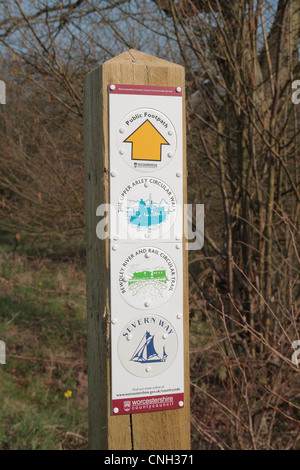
[0, 246, 88, 450]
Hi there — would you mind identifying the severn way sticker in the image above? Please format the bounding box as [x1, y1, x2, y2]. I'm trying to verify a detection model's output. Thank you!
[118, 314, 178, 378]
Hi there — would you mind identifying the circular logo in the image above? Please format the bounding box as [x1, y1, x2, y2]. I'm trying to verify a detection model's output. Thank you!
[117, 108, 176, 172]
[118, 315, 178, 378]
[118, 247, 177, 310]
[118, 177, 177, 236]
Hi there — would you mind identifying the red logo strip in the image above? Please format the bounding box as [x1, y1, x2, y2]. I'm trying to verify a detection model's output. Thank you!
[109, 84, 182, 97]
[112, 392, 184, 415]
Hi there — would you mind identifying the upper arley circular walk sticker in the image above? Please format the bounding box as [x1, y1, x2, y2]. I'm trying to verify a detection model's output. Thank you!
[117, 108, 176, 172]
[118, 176, 177, 236]
[118, 247, 177, 310]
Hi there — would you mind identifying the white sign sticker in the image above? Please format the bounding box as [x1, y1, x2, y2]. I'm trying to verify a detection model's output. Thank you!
[118, 315, 178, 378]
[118, 247, 177, 310]
[117, 108, 177, 172]
[118, 176, 177, 236]
[109, 84, 184, 415]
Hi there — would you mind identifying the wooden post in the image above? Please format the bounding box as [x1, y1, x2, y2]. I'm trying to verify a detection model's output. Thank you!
[84, 49, 190, 450]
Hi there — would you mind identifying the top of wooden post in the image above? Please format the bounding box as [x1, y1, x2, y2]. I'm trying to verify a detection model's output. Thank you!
[105, 49, 183, 68]
[85, 49, 184, 86]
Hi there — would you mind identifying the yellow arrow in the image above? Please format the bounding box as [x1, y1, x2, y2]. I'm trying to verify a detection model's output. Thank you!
[124, 120, 169, 161]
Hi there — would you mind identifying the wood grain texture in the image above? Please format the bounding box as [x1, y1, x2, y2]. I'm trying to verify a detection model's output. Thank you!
[84, 49, 190, 450]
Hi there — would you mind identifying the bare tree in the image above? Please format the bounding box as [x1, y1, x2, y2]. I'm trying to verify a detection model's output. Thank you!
[149, 0, 300, 449]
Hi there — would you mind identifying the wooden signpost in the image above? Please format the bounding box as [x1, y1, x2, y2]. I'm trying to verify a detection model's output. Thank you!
[84, 49, 190, 450]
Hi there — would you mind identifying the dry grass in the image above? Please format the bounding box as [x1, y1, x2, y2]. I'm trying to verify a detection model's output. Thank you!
[0, 245, 88, 450]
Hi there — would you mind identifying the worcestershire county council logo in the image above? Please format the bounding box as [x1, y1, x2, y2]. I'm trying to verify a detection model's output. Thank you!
[123, 401, 131, 412]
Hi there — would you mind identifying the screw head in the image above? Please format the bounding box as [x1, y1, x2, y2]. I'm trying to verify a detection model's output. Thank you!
[162, 333, 168, 339]
[113, 407, 119, 414]
[144, 181, 149, 188]
[119, 127, 125, 134]
[145, 252, 150, 259]
[112, 245, 118, 251]
[113, 235, 119, 241]
[168, 129, 173, 136]
[178, 401, 184, 407]
[146, 366, 152, 372]
[127, 334, 133, 341]
[111, 318, 117, 325]
[167, 152, 174, 158]
[176, 171, 182, 178]
[110, 84, 116, 91]
[111, 170, 117, 177]
[144, 301, 151, 308]
[177, 313, 182, 319]
[176, 87, 182, 93]
[176, 243, 181, 250]
[119, 149, 125, 155]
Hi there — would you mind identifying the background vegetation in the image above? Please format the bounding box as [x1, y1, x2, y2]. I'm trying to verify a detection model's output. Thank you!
[0, 0, 299, 449]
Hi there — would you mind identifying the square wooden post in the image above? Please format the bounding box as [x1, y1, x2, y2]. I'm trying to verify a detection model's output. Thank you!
[84, 49, 190, 450]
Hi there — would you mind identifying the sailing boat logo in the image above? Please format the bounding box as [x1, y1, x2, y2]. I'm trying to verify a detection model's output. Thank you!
[130, 331, 167, 364]
[118, 315, 179, 378]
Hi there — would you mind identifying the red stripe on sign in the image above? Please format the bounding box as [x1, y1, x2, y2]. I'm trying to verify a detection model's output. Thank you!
[109, 83, 182, 97]
[112, 393, 184, 415]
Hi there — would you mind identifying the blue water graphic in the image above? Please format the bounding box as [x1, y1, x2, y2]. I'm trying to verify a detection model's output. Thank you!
[129, 198, 167, 227]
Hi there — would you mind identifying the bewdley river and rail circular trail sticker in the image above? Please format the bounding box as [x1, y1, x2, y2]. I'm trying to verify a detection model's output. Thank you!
[119, 247, 177, 309]
[118, 247, 177, 310]
[118, 176, 177, 236]
[118, 314, 178, 378]
[117, 108, 177, 172]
